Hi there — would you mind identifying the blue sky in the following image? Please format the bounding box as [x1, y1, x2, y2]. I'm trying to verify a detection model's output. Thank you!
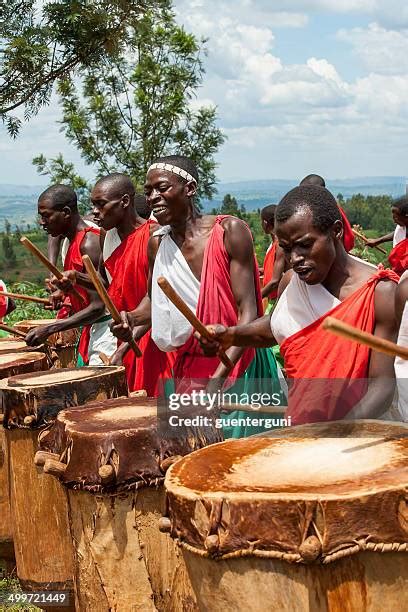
[1, 0, 408, 184]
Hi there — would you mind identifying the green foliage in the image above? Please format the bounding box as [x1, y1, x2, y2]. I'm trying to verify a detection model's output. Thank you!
[5, 281, 56, 325]
[218, 194, 245, 218]
[1, 0, 170, 135]
[342, 194, 395, 234]
[32, 8, 225, 201]
[2, 234, 17, 265]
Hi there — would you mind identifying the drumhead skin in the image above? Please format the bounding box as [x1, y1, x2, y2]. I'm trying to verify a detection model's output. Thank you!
[165, 420, 408, 564]
[1, 366, 128, 428]
[0, 351, 48, 381]
[0, 339, 29, 354]
[39, 396, 223, 492]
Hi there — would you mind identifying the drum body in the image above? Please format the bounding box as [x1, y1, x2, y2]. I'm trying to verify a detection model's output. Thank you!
[38, 397, 222, 611]
[1, 366, 127, 604]
[14, 319, 79, 368]
[0, 351, 48, 575]
[164, 420, 408, 612]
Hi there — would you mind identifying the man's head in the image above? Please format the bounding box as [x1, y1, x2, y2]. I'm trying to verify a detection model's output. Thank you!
[261, 204, 277, 235]
[91, 173, 136, 230]
[391, 196, 408, 228]
[275, 185, 343, 285]
[144, 155, 198, 225]
[38, 184, 78, 237]
[299, 174, 326, 188]
[134, 193, 150, 219]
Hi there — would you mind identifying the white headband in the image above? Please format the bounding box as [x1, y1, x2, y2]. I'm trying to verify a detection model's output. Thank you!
[148, 162, 197, 185]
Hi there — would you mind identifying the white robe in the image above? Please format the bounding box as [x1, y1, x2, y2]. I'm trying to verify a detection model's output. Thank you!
[151, 226, 200, 352]
[393, 224, 406, 247]
[394, 270, 408, 422]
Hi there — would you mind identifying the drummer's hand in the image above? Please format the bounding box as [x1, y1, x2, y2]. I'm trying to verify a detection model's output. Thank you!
[109, 343, 128, 366]
[25, 325, 51, 346]
[44, 289, 64, 311]
[52, 270, 77, 294]
[194, 324, 234, 356]
[110, 311, 134, 343]
[206, 375, 225, 395]
[365, 238, 379, 248]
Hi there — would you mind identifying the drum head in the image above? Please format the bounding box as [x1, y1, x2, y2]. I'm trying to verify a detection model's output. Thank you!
[165, 420, 408, 563]
[39, 396, 222, 492]
[0, 351, 48, 381]
[5, 366, 119, 388]
[0, 339, 28, 354]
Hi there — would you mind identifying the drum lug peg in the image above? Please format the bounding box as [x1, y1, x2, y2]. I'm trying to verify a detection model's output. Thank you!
[34, 451, 60, 468]
[99, 464, 116, 485]
[160, 455, 182, 472]
[23, 415, 36, 427]
[204, 534, 219, 554]
[43, 458, 67, 477]
[158, 517, 172, 533]
[299, 536, 322, 563]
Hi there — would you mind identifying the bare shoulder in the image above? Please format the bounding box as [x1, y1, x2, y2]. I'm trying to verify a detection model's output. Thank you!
[148, 220, 160, 236]
[220, 215, 250, 235]
[80, 229, 101, 255]
[374, 276, 397, 324]
[147, 233, 161, 260]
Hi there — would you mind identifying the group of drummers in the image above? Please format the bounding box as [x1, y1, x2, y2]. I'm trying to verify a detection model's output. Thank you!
[2, 155, 407, 429]
[0, 155, 407, 611]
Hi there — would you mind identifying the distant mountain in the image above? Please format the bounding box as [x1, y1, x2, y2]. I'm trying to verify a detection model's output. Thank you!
[0, 177, 407, 230]
[202, 176, 408, 211]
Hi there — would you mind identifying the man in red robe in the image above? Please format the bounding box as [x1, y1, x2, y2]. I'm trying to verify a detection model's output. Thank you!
[90, 173, 174, 395]
[111, 156, 285, 437]
[367, 196, 408, 276]
[260, 204, 286, 308]
[198, 185, 398, 424]
[25, 185, 108, 364]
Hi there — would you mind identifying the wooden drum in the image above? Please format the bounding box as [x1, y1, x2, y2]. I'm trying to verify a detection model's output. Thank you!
[1, 366, 128, 606]
[14, 319, 79, 368]
[37, 396, 223, 611]
[0, 351, 48, 575]
[0, 338, 31, 354]
[164, 420, 408, 612]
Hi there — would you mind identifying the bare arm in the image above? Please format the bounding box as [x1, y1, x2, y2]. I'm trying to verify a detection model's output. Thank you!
[366, 231, 394, 247]
[345, 280, 397, 419]
[47, 235, 63, 266]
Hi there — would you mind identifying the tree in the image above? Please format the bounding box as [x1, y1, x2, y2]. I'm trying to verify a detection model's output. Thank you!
[220, 194, 245, 218]
[1, 0, 169, 136]
[32, 8, 225, 200]
[2, 234, 17, 265]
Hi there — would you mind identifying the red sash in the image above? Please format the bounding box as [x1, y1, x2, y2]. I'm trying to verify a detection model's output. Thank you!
[338, 205, 354, 252]
[388, 237, 408, 276]
[60, 227, 100, 363]
[105, 221, 174, 395]
[280, 268, 398, 424]
[173, 215, 262, 388]
[262, 241, 278, 300]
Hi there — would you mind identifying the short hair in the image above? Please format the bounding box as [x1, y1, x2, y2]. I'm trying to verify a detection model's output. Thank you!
[152, 155, 199, 184]
[299, 174, 326, 188]
[261, 204, 277, 224]
[276, 185, 341, 233]
[134, 193, 150, 219]
[38, 184, 77, 211]
[392, 196, 408, 216]
[94, 173, 135, 198]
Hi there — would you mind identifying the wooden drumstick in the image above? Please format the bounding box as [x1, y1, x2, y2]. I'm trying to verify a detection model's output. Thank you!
[98, 352, 111, 365]
[0, 290, 50, 305]
[20, 236, 86, 305]
[352, 229, 387, 255]
[157, 277, 234, 371]
[82, 254, 142, 358]
[0, 322, 27, 339]
[323, 316, 408, 360]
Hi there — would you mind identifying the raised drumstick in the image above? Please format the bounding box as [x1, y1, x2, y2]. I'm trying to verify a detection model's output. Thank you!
[157, 276, 234, 371]
[82, 255, 142, 358]
[0, 322, 27, 339]
[323, 316, 408, 360]
[0, 290, 50, 305]
[20, 236, 86, 305]
[352, 229, 387, 255]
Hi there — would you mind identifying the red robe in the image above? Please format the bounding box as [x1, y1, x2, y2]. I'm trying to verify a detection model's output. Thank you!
[388, 238, 408, 276]
[173, 216, 262, 389]
[280, 268, 398, 424]
[105, 222, 174, 396]
[0, 282, 7, 319]
[262, 240, 278, 300]
[59, 227, 100, 363]
[338, 205, 355, 252]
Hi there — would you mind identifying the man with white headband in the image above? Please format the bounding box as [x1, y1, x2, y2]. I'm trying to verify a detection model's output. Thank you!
[111, 154, 286, 438]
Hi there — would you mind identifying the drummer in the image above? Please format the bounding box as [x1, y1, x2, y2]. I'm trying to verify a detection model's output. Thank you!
[197, 184, 398, 424]
[25, 184, 117, 365]
[111, 155, 286, 438]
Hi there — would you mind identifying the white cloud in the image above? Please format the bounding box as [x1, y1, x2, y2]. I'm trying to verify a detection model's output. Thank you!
[338, 23, 408, 74]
